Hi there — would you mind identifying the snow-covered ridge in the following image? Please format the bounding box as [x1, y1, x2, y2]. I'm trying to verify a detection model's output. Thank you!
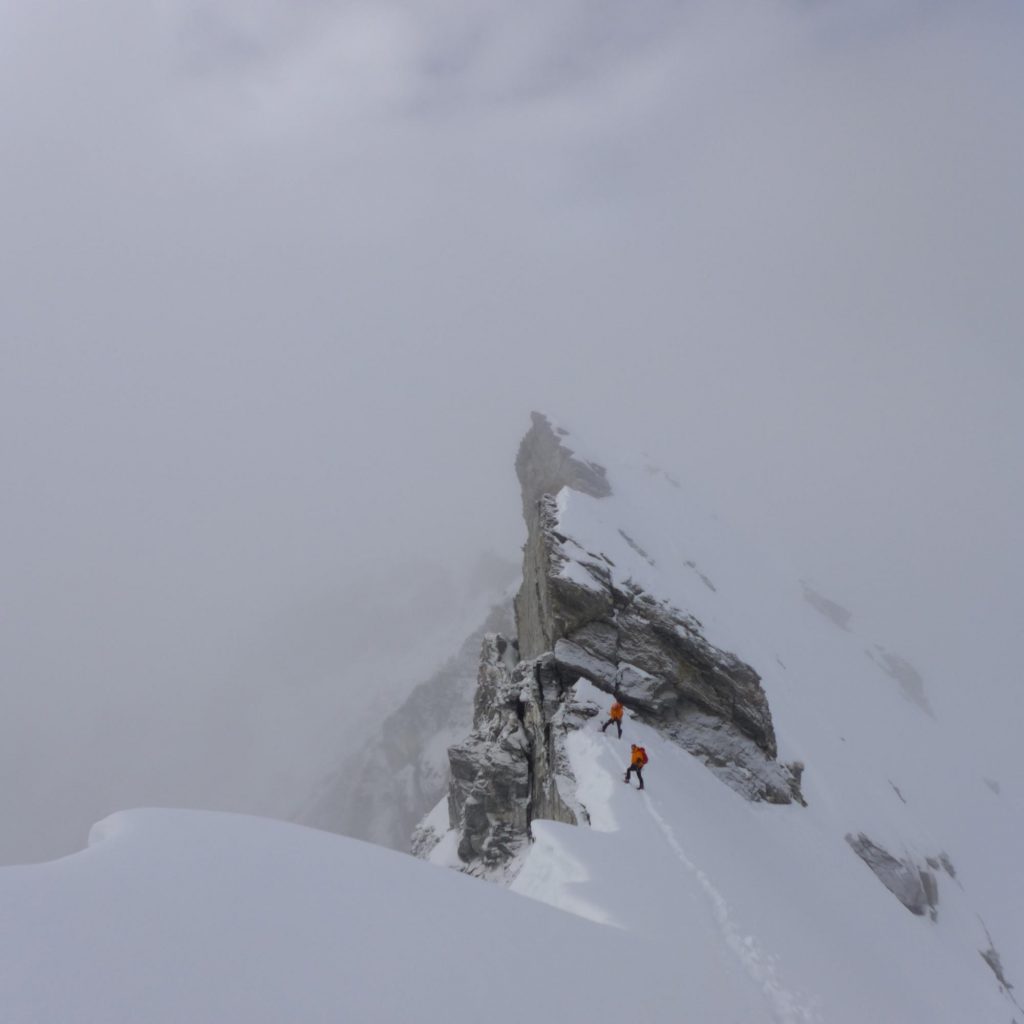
[418, 412, 1022, 1021]
[0, 808, 694, 1024]
[420, 413, 807, 875]
[3, 413, 1020, 1023]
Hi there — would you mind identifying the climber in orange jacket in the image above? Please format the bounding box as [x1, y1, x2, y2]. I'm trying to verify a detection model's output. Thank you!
[624, 744, 648, 790]
[600, 699, 624, 739]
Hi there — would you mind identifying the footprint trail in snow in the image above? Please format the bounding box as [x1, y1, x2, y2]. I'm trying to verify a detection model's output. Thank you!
[641, 791, 822, 1024]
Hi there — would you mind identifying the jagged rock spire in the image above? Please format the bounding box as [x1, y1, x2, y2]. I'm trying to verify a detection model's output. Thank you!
[515, 412, 611, 518]
[427, 413, 801, 878]
[514, 413, 612, 660]
[512, 412, 793, 791]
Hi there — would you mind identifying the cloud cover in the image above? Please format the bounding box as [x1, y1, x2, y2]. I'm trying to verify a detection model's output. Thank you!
[2, 0, 1022, 861]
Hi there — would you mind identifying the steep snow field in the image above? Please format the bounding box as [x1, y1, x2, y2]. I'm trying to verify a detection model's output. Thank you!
[513, 680, 1013, 1023]
[499, 446, 1022, 1022]
[419, 434, 1020, 1021]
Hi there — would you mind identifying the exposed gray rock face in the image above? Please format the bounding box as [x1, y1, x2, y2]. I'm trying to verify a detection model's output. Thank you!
[846, 832, 940, 919]
[978, 919, 1022, 1013]
[552, 621, 800, 806]
[423, 412, 801, 877]
[440, 635, 584, 878]
[981, 945, 1015, 996]
[512, 414, 798, 804]
[300, 599, 515, 851]
[552, 590, 775, 753]
[515, 413, 613, 659]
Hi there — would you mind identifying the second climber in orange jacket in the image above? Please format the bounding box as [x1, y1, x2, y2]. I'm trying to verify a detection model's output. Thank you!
[600, 699, 624, 739]
[624, 744, 648, 790]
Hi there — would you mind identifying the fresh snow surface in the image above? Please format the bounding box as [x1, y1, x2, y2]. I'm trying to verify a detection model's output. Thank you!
[4, 445, 1019, 1023]
[1, 809, 696, 1024]
[506, 446, 1022, 1023]
[513, 681, 1013, 1024]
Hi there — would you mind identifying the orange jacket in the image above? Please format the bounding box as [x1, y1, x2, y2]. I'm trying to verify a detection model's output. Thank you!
[609, 701, 623, 721]
[630, 746, 646, 767]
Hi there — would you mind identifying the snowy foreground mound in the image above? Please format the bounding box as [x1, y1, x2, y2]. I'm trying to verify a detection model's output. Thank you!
[1, 808, 693, 1024]
[2, 746, 1018, 1024]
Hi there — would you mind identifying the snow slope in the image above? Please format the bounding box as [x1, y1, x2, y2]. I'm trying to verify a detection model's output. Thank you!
[416, 432, 1021, 1021]
[4, 438, 1019, 1023]
[1, 808, 700, 1024]
[496, 441, 1023, 1023]
[514, 680, 1014, 1023]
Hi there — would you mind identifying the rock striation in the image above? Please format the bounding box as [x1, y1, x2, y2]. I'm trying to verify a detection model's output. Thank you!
[515, 414, 800, 805]
[424, 636, 586, 877]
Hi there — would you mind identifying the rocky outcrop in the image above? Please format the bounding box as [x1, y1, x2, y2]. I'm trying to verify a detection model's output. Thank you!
[552, 591, 775, 752]
[846, 832, 940, 919]
[433, 635, 585, 878]
[424, 412, 801, 876]
[514, 414, 800, 805]
[978, 919, 1022, 1013]
[515, 416, 612, 659]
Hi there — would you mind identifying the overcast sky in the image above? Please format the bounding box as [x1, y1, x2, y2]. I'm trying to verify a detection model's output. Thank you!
[3, 0, 1022, 863]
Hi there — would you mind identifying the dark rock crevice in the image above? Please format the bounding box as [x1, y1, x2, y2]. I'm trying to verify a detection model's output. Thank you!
[440, 637, 582, 877]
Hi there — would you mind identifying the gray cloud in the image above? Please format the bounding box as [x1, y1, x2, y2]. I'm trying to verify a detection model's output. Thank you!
[2, 0, 1022, 861]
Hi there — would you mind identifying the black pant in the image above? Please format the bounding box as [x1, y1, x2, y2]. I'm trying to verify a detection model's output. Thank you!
[625, 764, 644, 789]
[601, 718, 622, 738]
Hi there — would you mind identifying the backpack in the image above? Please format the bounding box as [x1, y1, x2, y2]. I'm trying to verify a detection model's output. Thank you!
[638, 747, 649, 765]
